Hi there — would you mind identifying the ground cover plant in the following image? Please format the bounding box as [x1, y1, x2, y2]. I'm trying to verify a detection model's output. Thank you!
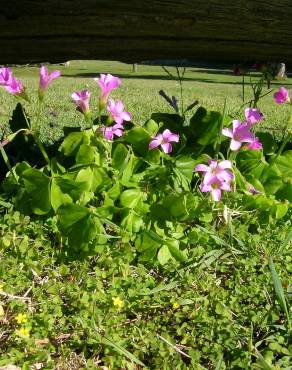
[0, 63, 291, 369]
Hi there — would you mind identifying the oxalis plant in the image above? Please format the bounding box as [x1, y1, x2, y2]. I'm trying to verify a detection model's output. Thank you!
[0, 66, 291, 262]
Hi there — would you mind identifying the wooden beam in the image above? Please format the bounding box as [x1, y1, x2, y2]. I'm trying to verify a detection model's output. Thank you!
[1, 1, 292, 64]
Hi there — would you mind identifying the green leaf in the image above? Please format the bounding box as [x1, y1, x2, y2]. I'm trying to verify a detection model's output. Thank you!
[145, 119, 159, 135]
[58, 203, 90, 231]
[256, 132, 278, 155]
[237, 150, 267, 178]
[163, 194, 188, 219]
[120, 209, 144, 233]
[188, 107, 222, 146]
[261, 165, 283, 195]
[175, 156, 197, 181]
[51, 178, 72, 211]
[214, 354, 224, 370]
[275, 183, 292, 202]
[58, 204, 100, 249]
[167, 241, 187, 262]
[254, 350, 274, 370]
[157, 245, 172, 265]
[272, 202, 289, 220]
[269, 256, 290, 325]
[124, 127, 151, 156]
[53, 176, 88, 201]
[150, 113, 183, 133]
[76, 144, 97, 164]
[22, 168, 51, 215]
[102, 336, 146, 367]
[59, 132, 89, 157]
[75, 166, 111, 193]
[274, 150, 292, 180]
[112, 143, 129, 170]
[120, 189, 144, 208]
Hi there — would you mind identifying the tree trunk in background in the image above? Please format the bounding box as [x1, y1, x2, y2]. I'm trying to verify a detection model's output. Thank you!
[274, 63, 286, 79]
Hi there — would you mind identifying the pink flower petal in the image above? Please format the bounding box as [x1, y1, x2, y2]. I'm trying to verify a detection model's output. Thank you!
[218, 160, 232, 170]
[220, 182, 231, 191]
[211, 188, 222, 201]
[161, 142, 172, 153]
[233, 120, 242, 130]
[222, 128, 233, 138]
[195, 164, 209, 172]
[230, 139, 242, 151]
[200, 182, 212, 192]
[121, 111, 132, 121]
[218, 171, 233, 183]
[113, 128, 124, 137]
[149, 139, 161, 149]
[162, 129, 179, 143]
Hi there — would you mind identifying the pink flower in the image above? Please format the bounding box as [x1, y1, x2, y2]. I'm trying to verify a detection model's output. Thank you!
[246, 137, 262, 150]
[195, 160, 233, 184]
[149, 129, 179, 154]
[94, 73, 121, 102]
[107, 99, 131, 125]
[4, 77, 25, 96]
[71, 90, 90, 115]
[222, 120, 255, 151]
[195, 159, 234, 201]
[39, 66, 61, 97]
[0, 67, 13, 86]
[100, 123, 124, 141]
[274, 87, 290, 104]
[245, 108, 263, 126]
[200, 176, 232, 202]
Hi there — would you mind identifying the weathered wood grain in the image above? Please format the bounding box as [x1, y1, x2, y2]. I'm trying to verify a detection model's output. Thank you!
[1, 1, 292, 63]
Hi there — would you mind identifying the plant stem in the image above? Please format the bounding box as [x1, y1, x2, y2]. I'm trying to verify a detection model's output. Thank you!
[22, 99, 50, 165]
[0, 144, 17, 182]
[215, 98, 227, 157]
[176, 67, 184, 118]
[270, 108, 292, 165]
[35, 137, 50, 165]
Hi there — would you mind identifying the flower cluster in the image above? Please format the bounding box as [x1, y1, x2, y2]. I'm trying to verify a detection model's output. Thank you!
[195, 160, 234, 201]
[0, 67, 26, 98]
[0, 65, 61, 101]
[15, 313, 30, 338]
[222, 108, 263, 151]
[71, 73, 131, 140]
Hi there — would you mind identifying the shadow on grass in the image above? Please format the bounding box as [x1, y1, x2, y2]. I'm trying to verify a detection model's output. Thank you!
[61, 72, 247, 85]
[61, 72, 292, 86]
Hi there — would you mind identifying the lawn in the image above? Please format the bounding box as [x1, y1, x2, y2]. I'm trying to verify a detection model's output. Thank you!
[0, 61, 291, 369]
[1, 60, 291, 142]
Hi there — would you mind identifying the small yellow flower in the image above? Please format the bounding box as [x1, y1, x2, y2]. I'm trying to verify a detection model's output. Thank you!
[112, 296, 124, 309]
[15, 313, 27, 324]
[16, 327, 30, 338]
[0, 283, 4, 293]
[172, 302, 180, 310]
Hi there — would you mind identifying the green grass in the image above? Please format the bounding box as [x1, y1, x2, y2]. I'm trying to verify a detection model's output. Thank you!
[1, 60, 291, 143]
[0, 208, 291, 368]
[0, 60, 291, 369]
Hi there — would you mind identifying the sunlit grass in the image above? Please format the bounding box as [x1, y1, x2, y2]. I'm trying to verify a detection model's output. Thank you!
[1, 60, 291, 142]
